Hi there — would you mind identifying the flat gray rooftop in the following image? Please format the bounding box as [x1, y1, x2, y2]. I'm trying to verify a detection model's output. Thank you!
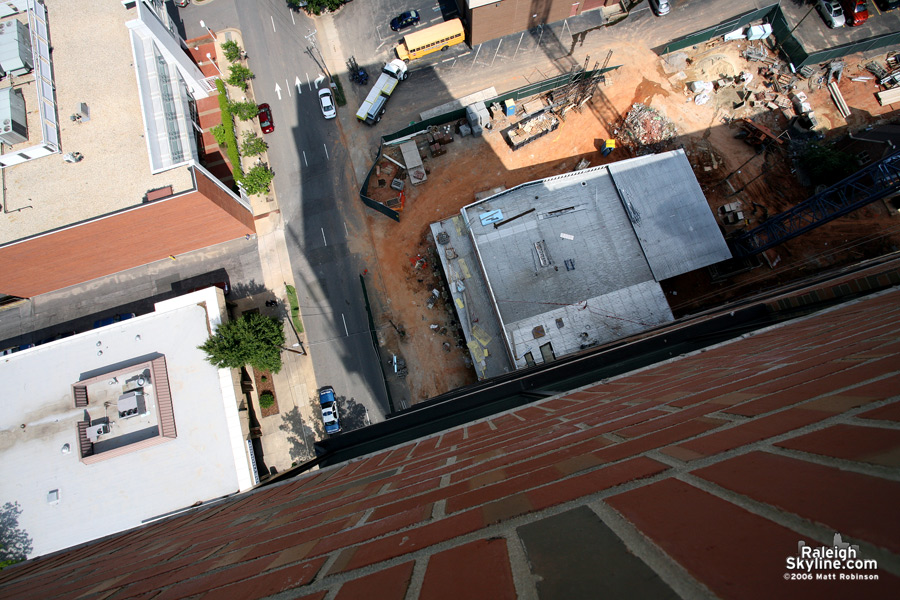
[607, 151, 732, 281]
[466, 168, 654, 326]
[435, 150, 730, 372]
[0, 0, 192, 245]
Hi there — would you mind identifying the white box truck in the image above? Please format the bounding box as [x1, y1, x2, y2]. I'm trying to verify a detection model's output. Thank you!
[355, 59, 408, 125]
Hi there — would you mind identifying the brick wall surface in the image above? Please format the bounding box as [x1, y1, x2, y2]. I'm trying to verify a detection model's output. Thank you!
[0, 287, 898, 598]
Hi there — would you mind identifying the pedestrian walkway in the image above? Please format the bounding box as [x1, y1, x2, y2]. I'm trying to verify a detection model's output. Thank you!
[199, 27, 322, 474]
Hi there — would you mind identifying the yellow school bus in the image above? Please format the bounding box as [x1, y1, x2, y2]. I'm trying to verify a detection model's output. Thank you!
[395, 18, 465, 62]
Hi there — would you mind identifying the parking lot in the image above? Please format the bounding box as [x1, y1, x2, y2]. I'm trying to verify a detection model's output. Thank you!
[793, 0, 900, 51]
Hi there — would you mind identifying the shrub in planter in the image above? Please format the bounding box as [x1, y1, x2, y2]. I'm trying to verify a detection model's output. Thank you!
[222, 40, 243, 63]
[259, 391, 275, 409]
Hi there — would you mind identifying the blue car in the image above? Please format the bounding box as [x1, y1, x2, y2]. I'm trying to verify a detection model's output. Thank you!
[92, 313, 136, 329]
[390, 10, 420, 32]
[318, 386, 342, 435]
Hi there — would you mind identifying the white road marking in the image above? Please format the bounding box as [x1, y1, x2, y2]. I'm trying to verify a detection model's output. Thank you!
[342, 313, 349, 337]
[291, 10, 295, 25]
[376, 40, 387, 51]
[314, 74, 325, 89]
[323, 144, 329, 160]
[271, 15, 276, 33]
[442, 57, 454, 63]
[274, 83, 282, 100]
[321, 228, 327, 246]
[286, 79, 292, 97]
[490, 39, 503, 67]
[307, 72, 311, 90]
[429, 17, 441, 22]
[458, 51, 471, 57]
[513, 32, 525, 60]
[470, 44, 481, 69]
[303, 151, 308, 166]
[343, 221, 349, 236]
[295, 76, 302, 94]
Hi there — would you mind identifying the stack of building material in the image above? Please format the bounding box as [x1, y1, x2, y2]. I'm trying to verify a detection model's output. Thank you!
[877, 88, 900, 106]
[827, 81, 851, 118]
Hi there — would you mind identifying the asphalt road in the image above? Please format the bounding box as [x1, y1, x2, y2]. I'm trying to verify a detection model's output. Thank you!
[179, 0, 389, 427]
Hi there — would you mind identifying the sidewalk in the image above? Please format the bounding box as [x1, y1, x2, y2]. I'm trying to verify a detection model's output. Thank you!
[201, 28, 321, 474]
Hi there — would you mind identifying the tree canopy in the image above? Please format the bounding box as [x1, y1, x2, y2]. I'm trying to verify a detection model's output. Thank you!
[199, 312, 285, 373]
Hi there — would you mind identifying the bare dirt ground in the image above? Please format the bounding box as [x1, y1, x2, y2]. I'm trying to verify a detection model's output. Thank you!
[359, 40, 900, 406]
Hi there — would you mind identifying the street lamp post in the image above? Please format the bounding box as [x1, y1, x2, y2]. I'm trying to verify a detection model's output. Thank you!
[199, 19, 217, 40]
[205, 52, 222, 76]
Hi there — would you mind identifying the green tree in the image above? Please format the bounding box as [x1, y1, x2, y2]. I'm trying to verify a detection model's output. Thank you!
[229, 99, 259, 121]
[210, 123, 228, 147]
[221, 40, 243, 63]
[241, 131, 268, 157]
[800, 143, 859, 186]
[241, 163, 275, 196]
[289, 0, 346, 15]
[199, 312, 286, 373]
[0, 502, 31, 569]
[227, 64, 254, 91]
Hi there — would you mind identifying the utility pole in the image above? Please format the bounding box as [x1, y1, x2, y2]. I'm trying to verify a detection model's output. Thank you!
[305, 29, 334, 85]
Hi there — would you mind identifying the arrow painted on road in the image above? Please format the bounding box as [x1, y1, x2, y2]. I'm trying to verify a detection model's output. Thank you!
[313, 74, 326, 89]
[275, 83, 282, 100]
[295, 76, 302, 95]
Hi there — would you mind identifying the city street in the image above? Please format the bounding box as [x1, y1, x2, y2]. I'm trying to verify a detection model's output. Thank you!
[178, 0, 390, 427]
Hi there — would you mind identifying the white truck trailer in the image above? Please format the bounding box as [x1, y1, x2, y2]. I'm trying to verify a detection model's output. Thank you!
[355, 59, 408, 125]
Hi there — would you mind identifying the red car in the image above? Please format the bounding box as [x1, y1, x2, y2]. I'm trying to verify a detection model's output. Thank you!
[257, 103, 274, 134]
[840, 0, 868, 26]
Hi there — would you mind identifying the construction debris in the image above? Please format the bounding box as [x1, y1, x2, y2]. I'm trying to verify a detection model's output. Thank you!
[617, 103, 678, 154]
[506, 112, 560, 150]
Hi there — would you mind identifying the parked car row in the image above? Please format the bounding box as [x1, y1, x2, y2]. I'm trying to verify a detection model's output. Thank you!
[1, 343, 33, 355]
[3, 312, 138, 355]
[816, 0, 886, 28]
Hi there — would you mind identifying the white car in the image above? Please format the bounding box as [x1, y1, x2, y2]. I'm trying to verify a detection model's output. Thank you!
[650, 0, 670, 16]
[817, 0, 846, 28]
[319, 88, 336, 120]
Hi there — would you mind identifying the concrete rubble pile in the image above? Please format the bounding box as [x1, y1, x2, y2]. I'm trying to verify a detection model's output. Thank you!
[618, 103, 678, 154]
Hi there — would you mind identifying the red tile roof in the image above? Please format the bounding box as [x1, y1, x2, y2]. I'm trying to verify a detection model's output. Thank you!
[0, 287, 898, 598]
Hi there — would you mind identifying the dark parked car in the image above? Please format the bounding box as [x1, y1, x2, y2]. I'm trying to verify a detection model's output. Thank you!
[874, 0, 900, 9]
[390, 10, 420, 32]
[257, 103, 274, 134]
[92, 314, 135, 329]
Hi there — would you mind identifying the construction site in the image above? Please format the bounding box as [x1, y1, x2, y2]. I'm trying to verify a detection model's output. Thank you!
[358, 35, 900, 408]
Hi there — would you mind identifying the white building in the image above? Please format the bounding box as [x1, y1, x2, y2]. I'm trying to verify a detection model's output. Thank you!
[0, 288, 255, 558]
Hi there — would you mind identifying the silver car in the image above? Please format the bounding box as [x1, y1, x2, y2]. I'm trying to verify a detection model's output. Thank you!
[817, 0, 846, 28]
[650, 0, 670, 16]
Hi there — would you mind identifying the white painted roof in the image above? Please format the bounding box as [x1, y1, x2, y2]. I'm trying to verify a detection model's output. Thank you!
[0, 288, 252, 559]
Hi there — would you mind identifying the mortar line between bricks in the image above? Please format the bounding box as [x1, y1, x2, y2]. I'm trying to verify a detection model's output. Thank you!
[675, 472, 900, 576]
[505, 531, 539, 600]
[403, 553, 430, 600]
[586, 500, 718, 600]
[651, 404, 900, 476]
[765, 445, 900, 482]
[847, 413, 900, 431]
[260, 477, 689, 600]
